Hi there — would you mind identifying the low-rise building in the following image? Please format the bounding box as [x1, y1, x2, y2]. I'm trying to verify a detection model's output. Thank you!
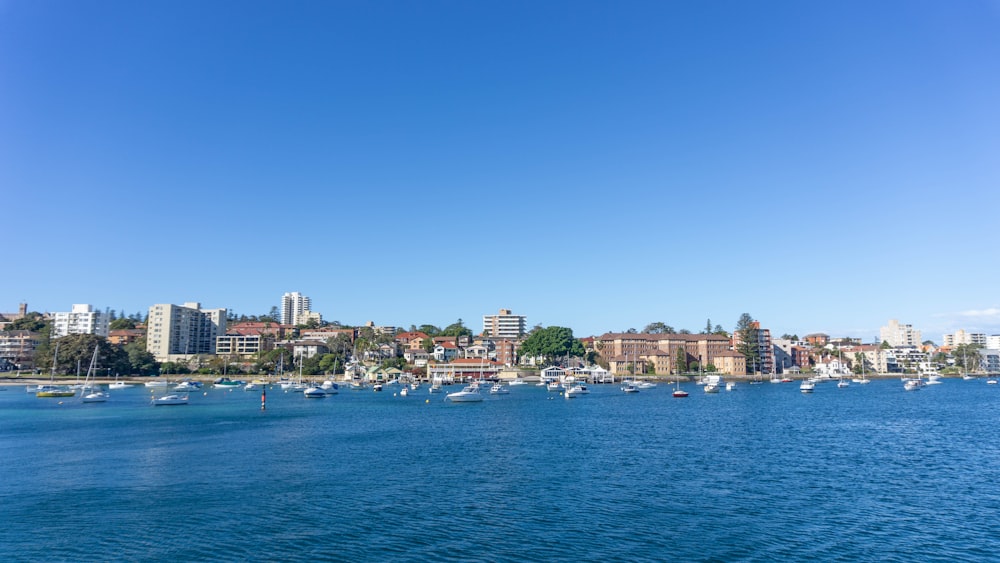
[108, 328, 146, 346]
[216, 334, 273, 357]
[0, 330, 40, 369]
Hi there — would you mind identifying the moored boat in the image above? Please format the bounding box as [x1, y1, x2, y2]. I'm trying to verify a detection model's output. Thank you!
[446, 383, 483, 402]
[152, 394, 189, 406]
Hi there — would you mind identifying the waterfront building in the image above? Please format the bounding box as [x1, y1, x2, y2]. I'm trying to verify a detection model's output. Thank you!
[280, 292, 313, 326]
[395, 331, 430, 351]
[483, 308, 527, 339]
[52, 304, 109, 338]
[880, 319, 922, 348]
[595, 332, 733, 375]
[978, 349, 1000, 373]
[146, 302, 227, 361]
[427, 358, 503, 381]
[988, 336, 1000, 350]
[942, 330, 987, 347]
[216, 334, 272, 357]
[0, 330, 40, 369]
[730, 321, 774, 374]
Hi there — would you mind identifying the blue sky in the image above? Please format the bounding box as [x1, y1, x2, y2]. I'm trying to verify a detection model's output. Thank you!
[2, 0, 999, 342]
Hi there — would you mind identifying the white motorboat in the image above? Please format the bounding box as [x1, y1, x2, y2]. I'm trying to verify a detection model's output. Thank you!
[903, 378, 923, 391]
[725, 382, 736, 391]
[446, 384, 483, 402]
[144, 380, 168, 388]
[636, 381, 656, 390]
[399, 387, 409, 397]
[82, 390, 109, 403]
[174, 380, 202, 392]
[925, 374, 942, 385]
[489, 383, 510, 395]
[837, 379, 849, 388]
[508, 378, 527, 386]
[152, 394, 189, 406]
[109, 381, 132, 390]
[303, 386, 327, 398]
[621, 381, 639, 393]
[546, 382, 563, 392]
[564, 384, 590, 398]
[800, 381, 815, 393]
[321, 381, 339, 394]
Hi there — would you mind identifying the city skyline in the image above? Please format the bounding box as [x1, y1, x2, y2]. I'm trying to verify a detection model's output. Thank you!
[3, 2, 998, 341]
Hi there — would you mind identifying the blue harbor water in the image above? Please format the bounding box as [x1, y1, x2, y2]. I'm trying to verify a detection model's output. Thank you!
[3, 379, 1000, 562]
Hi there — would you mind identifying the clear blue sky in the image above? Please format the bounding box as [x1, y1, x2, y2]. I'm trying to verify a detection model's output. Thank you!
[2, 0, 999, 342]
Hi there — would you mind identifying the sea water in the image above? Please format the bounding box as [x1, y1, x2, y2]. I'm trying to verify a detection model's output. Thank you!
[2, 380, 1000, 562]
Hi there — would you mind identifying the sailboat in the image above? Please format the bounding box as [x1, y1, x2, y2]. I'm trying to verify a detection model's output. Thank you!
[81, 346, 109, 403]
[672, 373, 688, 398]
[37, 343, 75, 398]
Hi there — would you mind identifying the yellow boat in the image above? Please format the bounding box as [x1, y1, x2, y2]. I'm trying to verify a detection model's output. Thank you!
[36, 385, 76, 398]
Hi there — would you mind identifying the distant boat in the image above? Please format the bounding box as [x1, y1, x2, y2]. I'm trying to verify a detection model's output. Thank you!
[800, 380, 815, 393]
[903, 377, 923, 391]
[672, 376, 688, 398]
[564, 384, 589, 398]
[303, 386, 327, 398]
[37, 344, 74, 398]
[621, 381, 639, 393]
[489, 382, 510, 395]
[109, 372, 132, 390]
[152, 393, 188, 406]
[508, 378, 527, 386]
[80, 346, 108, 403]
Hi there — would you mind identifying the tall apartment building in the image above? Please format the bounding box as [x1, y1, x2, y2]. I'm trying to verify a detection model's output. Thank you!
[483, 308, 527, 339]
[880, 319, 922, 348]
[281, 292, 313, 326]
[146, 302, 227, 361]
[731, 321, 774, 374]
[942, 329, 987, 347]
[52, 304, 109, 338]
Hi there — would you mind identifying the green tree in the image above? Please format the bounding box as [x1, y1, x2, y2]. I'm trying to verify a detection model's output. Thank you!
[643, 322, 674, 334]
[952, 343, 982, 372]
[703, 318, 713, 334]
[5, 312, 48, 332]
[417, 325, 441, 337]
[123, 338, 157, 375]
[109, 318, 137, 330]
[674, 347, 688, 374]
[34, 334, 129, 377]
[441, 319, 473, 338]
[734, 313, 760, 373]
[516, 326, 584, 365]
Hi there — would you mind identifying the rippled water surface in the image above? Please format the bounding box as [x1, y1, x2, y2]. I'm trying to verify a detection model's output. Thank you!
[3, 380, 1000, 562]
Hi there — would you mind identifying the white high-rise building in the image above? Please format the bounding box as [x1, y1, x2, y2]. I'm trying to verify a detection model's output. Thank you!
[281, 292, 313, 326]
[483, 308, 527, 339]
[942, 330, 987, 347]
[52, 304, 109, 338]
[146, 302, 227, 361]
[880, 319, 922, 348]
